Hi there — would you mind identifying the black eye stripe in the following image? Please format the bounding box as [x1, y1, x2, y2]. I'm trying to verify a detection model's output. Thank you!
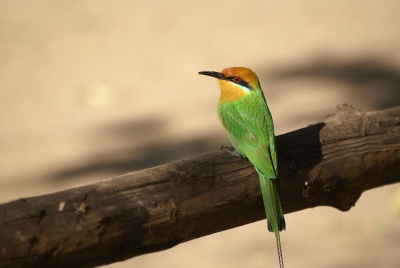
[228, 76, 252, 90]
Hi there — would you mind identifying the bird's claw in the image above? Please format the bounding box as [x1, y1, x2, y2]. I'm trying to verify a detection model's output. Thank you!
[221, 146, 244, 158]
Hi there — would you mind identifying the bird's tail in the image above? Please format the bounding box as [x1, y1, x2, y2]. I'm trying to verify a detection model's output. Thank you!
[275, 231, 284, 268]
[259, 174, 286, 268]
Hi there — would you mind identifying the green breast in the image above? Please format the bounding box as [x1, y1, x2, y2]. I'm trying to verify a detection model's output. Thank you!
[217, 91, 278, 178]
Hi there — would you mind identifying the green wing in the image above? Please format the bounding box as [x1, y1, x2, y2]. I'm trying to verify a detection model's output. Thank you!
[218, 91, 278, 179]
[218, 90, 285, 268]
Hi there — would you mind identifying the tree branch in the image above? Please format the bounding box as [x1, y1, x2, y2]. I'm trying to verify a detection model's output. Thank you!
[0, 104, 399, 268]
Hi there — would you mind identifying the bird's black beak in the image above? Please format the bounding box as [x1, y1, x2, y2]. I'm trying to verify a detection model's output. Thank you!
[198, 71, 225, 80]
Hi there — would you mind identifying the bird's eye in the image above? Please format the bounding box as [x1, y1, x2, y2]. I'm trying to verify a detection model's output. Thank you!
[232, 76, 242, 83]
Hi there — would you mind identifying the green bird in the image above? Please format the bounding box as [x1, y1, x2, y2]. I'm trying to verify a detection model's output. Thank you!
[199, 67, 286, 268]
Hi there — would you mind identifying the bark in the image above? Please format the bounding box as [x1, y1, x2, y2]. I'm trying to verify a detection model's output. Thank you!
[0, 104, 399, 268]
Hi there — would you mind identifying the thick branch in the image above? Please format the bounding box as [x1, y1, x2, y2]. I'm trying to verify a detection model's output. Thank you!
[0, 104, 399, 268]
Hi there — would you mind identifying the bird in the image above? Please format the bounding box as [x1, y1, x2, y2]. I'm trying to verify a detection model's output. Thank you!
[199, 67, 286, 268]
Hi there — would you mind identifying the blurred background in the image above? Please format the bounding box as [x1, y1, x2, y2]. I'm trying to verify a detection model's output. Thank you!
[1, 1, 400, 267]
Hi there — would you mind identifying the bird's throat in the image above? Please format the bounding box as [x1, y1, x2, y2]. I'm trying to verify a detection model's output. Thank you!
[218, 80, 248, 103]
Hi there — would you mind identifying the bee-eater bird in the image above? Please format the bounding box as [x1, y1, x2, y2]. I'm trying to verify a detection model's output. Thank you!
[199, 67, 286, 268]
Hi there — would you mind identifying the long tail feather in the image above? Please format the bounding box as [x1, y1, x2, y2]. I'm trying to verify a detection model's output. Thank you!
[275, 232, 284, 268]
[258, 174, 285, 267]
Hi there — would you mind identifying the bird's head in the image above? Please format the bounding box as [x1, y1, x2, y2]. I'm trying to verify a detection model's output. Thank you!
[199, 67, 261, 103]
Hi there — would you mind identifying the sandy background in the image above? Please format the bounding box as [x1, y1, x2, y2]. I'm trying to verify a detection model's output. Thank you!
[1, 1, 400, 267]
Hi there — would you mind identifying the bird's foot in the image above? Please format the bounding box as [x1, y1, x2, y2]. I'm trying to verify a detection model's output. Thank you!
[221, 146, 244, 159]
